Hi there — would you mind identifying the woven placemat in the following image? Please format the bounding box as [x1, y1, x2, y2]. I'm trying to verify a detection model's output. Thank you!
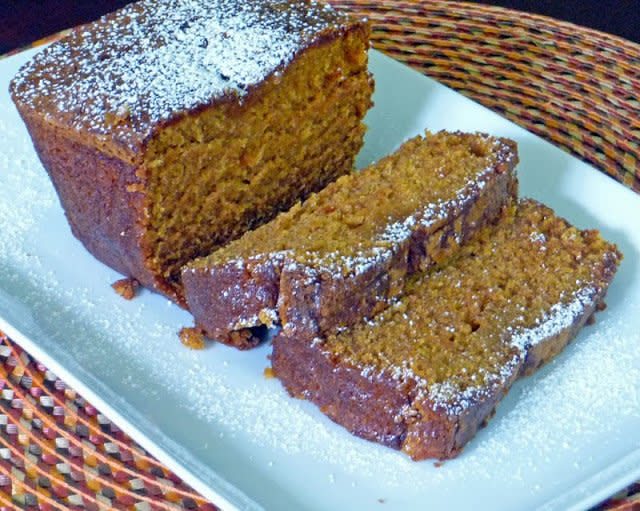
[1, 1, 639, 510]
[0, 333, 217, 511]
[332, 0, 640, 193]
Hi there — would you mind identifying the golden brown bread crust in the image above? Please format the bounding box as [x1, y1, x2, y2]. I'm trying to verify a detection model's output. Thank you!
[9, 0, 364, 157]
[182, 133, 519, 346]
[20, 113, 166, 298]
[272, 202, 622, 460]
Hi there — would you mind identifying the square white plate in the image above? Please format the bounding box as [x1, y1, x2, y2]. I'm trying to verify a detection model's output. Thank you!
[1, 48, 639, 511]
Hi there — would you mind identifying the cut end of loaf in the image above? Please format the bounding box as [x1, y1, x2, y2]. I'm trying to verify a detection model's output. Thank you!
[143, 20, 373, 300]
[10, 0, 374, 305]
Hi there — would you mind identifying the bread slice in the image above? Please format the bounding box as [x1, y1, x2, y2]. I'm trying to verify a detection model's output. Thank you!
[182, 131, 519, 348]
[272, 200, 621, 460]
[10, 0, 373, 306]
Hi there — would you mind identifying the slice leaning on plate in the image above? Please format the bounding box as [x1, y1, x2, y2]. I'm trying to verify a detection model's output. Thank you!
[182, 131, 519, 348]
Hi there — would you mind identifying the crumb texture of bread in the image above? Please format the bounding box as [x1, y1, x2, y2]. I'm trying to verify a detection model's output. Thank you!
[182, 131, 519, 346]
[111, 277, 140, 300]
[179, 327, 206, 350]
[272, 199, 622, 460]
[10, 0, 373, 304]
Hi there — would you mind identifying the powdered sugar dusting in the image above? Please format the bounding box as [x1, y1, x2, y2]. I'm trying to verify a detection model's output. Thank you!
[287, 245, 393, 278]
[378, 163, 495, 245]
[419, 286, 599, 417]
[426, 353, 521, 416]
[509, 286, 596, 352]
[10, 0, 350, 153]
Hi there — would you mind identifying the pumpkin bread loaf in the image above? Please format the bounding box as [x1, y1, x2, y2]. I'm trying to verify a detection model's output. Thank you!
[272, 200, 621, 460]
[9, 0, 373, 306]
[182, 131, 519, 348]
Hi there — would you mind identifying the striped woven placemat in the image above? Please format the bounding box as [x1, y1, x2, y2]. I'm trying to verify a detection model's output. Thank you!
[1, 1, 639, 510]
[331, 0, 640, 194]
[0, 333, 216, 511]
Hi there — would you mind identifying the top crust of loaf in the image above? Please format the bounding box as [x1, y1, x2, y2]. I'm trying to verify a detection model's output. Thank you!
[9, 0, 362, 159]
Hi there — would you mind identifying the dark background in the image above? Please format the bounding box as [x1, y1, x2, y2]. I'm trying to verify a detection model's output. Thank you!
[0, 0, 133, 54]
[473, 0, 640, 43]
[1, 0, 639, 55]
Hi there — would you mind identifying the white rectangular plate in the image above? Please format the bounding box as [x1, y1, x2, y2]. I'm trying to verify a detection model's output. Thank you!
[1, 48, 639, 511]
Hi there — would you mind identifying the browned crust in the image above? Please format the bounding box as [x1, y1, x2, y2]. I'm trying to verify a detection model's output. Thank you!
[9, 4, 371, 163]
[272, 251, 620, 460]
[183, 139, 519, 348]
[272, 333, 411, 450]
[183, 255, 282, 338]
[16, 111, 181, 300]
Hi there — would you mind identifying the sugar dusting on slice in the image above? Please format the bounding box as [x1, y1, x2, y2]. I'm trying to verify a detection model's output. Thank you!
[426, 354, 521, 416]
[320, 201, 619, 421]
[250, 136, 514, 282]
[508, 285, 596, 353]
[423, 286, 597, 416]
[10, 0, 351, 152]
